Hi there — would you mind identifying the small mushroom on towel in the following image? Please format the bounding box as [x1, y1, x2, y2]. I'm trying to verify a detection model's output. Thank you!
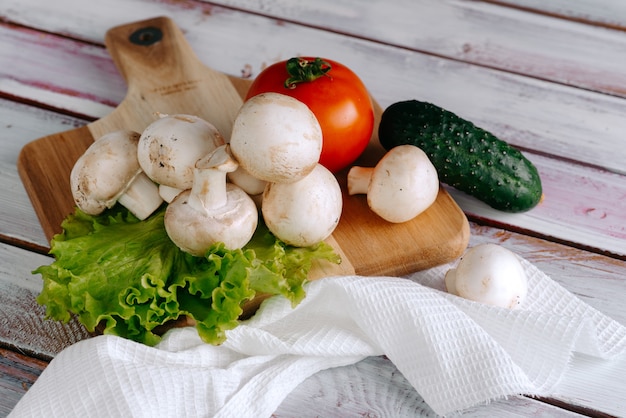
[445, 243, 528, 309]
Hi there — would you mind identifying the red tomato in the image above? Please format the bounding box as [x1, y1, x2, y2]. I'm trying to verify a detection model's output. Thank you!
[245, 57, 375, 173]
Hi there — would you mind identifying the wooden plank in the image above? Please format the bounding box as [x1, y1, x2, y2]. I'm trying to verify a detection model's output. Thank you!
[0, 347, 48, 418]
[1, 7, 625, 178]
[4, 0, 626, 100]
[490, 0, 626, 29]
[206, 0, 626, 95]
[0, 163, 47, 251]
[0, 22, 122, 117]
[0, 98, 84, 168]
[0, 242, 92, 358]
[0, 98, 86, 249]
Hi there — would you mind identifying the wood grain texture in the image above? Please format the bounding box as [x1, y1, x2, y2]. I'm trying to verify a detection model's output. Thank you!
[491, 0, 626, 29]
[0, 242, 92, 358]
[207, 0, 626, 97]
[17, 126, 94, 243]
[0, 348, 47, 418]
[0, 23, 121, 117]
[5, 0, 626, 100]
[1, 2, 625, 172]
[0, 99, 85, 248]
[97, 17, 243, 139]
[0, 164, 47, 251]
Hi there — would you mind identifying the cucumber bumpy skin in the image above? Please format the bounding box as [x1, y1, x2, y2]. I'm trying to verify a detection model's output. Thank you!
[378, 100, 542, 213]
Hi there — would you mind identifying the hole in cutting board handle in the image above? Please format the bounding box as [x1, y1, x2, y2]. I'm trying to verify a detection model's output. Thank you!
[129, 27, 163, 46]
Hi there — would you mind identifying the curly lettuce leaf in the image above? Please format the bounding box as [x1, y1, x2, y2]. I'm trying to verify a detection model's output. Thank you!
[35, 204, 340, 346]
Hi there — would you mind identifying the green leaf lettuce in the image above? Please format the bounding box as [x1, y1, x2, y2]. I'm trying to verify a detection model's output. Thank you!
[35, 205, 340, 346]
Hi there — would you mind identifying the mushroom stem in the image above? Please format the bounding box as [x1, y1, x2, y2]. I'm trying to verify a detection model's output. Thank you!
[164, 144, 258, 254]
[117, 172, 163, 220]
[347, 166, 374, 195]
[159, 184, 183, 203]
[188, 145, 239, 212]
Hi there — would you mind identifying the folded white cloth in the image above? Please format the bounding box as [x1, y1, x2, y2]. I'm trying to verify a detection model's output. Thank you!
[10, 258, 626, 417]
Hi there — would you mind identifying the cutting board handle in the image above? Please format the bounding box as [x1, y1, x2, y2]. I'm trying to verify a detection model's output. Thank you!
[104, 16, 204, 91]
[94, 16, 242, 139]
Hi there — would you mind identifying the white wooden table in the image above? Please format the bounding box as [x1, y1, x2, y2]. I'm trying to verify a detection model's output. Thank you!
[1, 1, 626, 416]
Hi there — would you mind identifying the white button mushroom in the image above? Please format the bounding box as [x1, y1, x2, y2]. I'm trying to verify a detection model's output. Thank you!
[137, 113, 226, 201]
[347, 144, 439, 223]
[229, 92, 323, 184]
[164, 145, 258, 256]
[70, 129, 163, 220]
[444, 243, 528, 309]
[262, 163, 343, 247]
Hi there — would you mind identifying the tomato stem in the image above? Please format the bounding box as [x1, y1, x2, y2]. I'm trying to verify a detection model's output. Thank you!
[284, 57, 331, 89]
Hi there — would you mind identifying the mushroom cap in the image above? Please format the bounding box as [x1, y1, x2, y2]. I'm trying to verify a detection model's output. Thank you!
[367, 145, 439, 223]
[262, 164, 342, 247]
[452, 243, 528, 309]
[228, 166, 268, 196]
[137, 113, 225, 190]
[164, 183, 258, 255]
[70, 130, 143, 215]
[229, 92, 323, 183]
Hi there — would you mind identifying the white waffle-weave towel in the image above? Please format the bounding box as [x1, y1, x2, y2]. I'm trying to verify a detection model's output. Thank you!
[10, 257, 626, 417]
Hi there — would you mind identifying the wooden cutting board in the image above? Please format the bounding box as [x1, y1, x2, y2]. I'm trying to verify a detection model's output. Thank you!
[17, 16, 469, 278]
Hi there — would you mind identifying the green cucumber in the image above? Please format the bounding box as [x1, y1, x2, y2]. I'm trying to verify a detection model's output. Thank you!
[378, 100, 542, 213]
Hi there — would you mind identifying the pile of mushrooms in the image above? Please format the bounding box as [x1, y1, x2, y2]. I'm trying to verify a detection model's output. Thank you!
[70, 90, 438, 259]
[69, 92, 533, 308]
[70, 92, 343, 256]
[229, 93, 342, 247]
